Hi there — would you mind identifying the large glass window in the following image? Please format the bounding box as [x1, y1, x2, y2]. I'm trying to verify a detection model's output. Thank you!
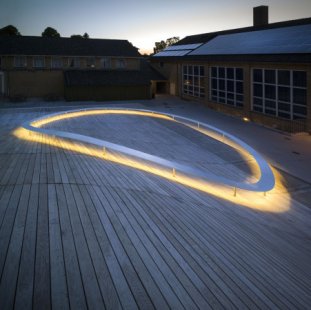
[86, 57, 95, 68]
[252, 69, 307, 120]
[68, 57, 80, 68]
[51, 57, 63, 69]
[116, 58, 126, 69]
[14, 56, 27, 68]
[100, 57, 111, 69]
[210, 67, 244, 107]
[33, 56, 45, 68]
[182, 64, 205, 98]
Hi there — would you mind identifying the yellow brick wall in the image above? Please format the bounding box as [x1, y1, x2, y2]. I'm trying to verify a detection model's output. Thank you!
[8, 71, 64, 98]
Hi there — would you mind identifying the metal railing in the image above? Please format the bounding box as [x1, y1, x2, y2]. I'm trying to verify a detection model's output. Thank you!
[21, 108, 276, 194]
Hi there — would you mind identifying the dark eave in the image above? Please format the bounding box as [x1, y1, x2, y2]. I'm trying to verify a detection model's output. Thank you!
[0, 36, 141, 57]
[150, 53, 311, 64]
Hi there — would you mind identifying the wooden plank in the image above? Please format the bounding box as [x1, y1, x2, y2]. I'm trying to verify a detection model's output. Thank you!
[32, 153, 41, 184]
[57, 151, 76, 184]
[55, 151, 69, 184]
[48, 184, 70, 309]
[0, 185, 23, 275]
[23, 153, 36, 184]
[14, 184, 39, 310]
[71, 152, 96, 185]
[87, 184, 171, 309]
[136, 189, 261, 309]
[33, 183, 51, 310]
[62, 183, 105, 309]
[149, 189, 298, 309]
[108, 187, 214, 309]
[39, 153, 47, 184]
[51, 152, 62, 184]
[15, 153, 31, 185]
[161, 184, 311, 307]
[88, 181, 201, 309]
[46, 153, 55, 184]
[7, 153, 25, 186]
[0, 154, 21, 185]
[70, 184, 123, 310]
[105, 163, 292, 308]
[74, 183, 132, 309]
[0, 155, 13, 182]
[0, 186, 14, 228]
[0, 185, 30, 309]
[55, 184, 87, 310]
[80, 184, 138, 310]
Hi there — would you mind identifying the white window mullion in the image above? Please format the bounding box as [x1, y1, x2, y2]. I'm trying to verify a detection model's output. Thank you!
[276, 69, 278, 117]
[290, 70, 294, 120]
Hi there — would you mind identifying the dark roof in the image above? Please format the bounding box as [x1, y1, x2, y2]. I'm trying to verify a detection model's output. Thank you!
[0, 36, 141, 57]
[176, 17, 311, 45]
[151, 17, 311, 63]
[64, 61, 166, 87]
[190, 24, 311, 55]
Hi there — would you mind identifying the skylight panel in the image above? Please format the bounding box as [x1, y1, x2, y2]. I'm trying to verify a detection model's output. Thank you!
[164, 43, 203, 51]
[189, 24, 311, 55]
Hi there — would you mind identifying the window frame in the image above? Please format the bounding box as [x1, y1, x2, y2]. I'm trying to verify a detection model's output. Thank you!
[33, 56, 45, 68]
[209, 66, 244, 107]
[68, 57, 80, 68]
[51, 56, 63, 69]
[182, 64, 205, 99]
[251, 68, 307, 120]
[116, 58, 126, 69]
[86, 57, 96, 68]
[100, 57, 111, 69]
[14, 55, 27, 68]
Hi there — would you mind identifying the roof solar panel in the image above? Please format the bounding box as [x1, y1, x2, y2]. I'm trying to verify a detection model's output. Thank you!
[153, 50, 191, 57]
[189, 24, 311, 55]
[164, 43, 203, 51]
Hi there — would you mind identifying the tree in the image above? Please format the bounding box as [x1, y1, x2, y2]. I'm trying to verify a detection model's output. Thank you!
[70, 34, 83, 39]
[154, 40, 167, 54]
[42, 27, 60, 38]
[70, 33, 89, 39]
[153, 36, 180, 54]
[0, 25, 21, 36]
[166, 36, 180, 46]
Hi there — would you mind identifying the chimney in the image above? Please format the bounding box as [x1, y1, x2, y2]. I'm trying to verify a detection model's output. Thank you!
[253, 6, 269, 27]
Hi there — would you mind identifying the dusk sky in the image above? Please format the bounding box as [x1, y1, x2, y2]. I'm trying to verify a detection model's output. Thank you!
[1, 0, 311, 54]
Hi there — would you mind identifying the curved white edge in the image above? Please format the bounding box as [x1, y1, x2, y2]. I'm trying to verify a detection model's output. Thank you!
[21, 107, 275, 192]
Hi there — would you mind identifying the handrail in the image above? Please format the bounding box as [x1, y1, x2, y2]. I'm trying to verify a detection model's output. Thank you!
[21, 108, 275, 193]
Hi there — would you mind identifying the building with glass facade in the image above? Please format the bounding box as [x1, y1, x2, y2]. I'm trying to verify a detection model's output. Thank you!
[151, 7, 311, 133]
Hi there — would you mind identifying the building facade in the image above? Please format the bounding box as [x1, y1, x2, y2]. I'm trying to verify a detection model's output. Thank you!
[152, 8, 311, 133]
[0, 36, 164, 101]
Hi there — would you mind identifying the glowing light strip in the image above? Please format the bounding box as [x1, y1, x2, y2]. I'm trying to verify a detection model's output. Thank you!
[19, 108, 275, 194]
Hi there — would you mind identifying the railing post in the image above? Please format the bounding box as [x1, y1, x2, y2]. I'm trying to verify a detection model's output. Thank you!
[103, 147, 106, 158]
[233, 187, 237, 197]
[172, 168, 176, 177]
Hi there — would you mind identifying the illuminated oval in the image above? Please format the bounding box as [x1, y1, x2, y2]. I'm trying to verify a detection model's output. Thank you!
[21, 108, 275, 193]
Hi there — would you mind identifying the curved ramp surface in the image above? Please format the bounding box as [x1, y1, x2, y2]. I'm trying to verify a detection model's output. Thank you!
[20, 108, 275, 193]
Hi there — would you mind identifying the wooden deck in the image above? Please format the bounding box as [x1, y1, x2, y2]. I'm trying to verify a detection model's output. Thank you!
[0, 108, 311, 309]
